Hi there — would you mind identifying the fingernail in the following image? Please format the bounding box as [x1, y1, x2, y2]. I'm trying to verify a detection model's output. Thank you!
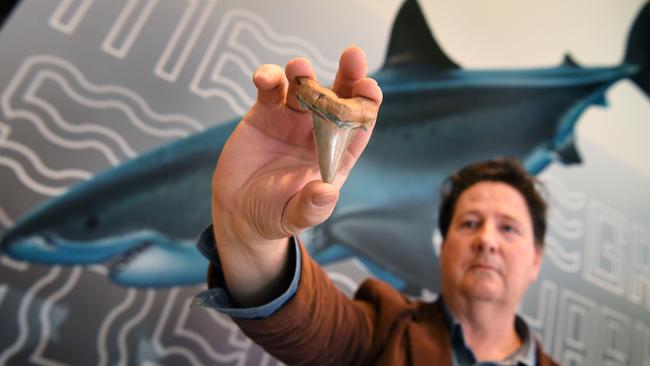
[312, 190, 337, 207]
[347, 44, 364, 56]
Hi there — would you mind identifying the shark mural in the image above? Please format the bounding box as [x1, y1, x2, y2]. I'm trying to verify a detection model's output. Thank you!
[1, 0, 648, 293]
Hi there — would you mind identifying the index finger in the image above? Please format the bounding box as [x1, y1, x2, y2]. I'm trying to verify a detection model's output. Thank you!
[285, 57, 317, 112]
[331, 46, 368, 98]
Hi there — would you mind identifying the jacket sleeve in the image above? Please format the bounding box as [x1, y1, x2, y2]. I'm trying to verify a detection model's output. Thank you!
[233, 238, 418, 366]
[193, 225, 302, 319]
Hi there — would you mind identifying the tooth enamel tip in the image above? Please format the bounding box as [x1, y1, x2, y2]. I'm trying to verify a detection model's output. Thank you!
[311, 114, 358, 183]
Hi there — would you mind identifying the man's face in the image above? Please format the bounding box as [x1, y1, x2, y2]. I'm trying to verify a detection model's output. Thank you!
[439, 181, 542, 307]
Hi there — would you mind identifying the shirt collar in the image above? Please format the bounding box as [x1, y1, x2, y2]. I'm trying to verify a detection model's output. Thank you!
[438, 297, 537, 366]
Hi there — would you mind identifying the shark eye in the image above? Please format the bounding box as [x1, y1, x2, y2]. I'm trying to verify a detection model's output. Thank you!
[84, 216, 99, 230]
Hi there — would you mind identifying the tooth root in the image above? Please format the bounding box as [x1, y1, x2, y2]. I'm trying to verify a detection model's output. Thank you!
[311, 113, 358, 183]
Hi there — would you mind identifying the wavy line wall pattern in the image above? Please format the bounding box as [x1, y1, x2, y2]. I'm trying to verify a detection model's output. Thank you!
[0, 0, 648, 365]
[0, 1, 350, 364]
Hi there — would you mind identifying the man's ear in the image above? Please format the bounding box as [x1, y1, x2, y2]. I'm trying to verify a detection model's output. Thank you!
[529, 244, 543, 282]
[438, 239, 445, 250]
[433, 229, 445, 257]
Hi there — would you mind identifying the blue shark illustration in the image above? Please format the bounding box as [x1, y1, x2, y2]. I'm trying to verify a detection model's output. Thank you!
[1, 0, 648, 292]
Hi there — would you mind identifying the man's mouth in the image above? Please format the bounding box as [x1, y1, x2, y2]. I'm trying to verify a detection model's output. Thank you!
[470, 262, 498, 272]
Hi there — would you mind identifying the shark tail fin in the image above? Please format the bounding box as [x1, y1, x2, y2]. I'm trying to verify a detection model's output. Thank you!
[625, 2, 650, 96]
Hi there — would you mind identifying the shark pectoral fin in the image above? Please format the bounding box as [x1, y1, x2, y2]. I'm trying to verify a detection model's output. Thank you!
[323, 204, 441, 293]
[382, 0, 459, 70]
[108, 239, 208, 287]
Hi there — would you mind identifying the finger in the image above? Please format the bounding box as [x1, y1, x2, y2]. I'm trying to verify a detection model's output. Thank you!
[352, 77, 383, 105]
[332, 46, 368, 98]
[346, 78, 382, 158]
[253, 64, 287, 107]
[280, 181, 339, 235]
[285, 57, 317, 112]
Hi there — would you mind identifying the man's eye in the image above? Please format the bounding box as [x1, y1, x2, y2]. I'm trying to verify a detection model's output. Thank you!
[461, 220, 478, 228]
[501, 224, 518, 234]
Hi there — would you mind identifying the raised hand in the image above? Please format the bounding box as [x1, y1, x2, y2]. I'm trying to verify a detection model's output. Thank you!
[210, 46, 382, 306]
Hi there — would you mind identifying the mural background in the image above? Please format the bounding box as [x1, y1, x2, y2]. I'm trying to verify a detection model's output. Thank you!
[0, 0, 648, 365]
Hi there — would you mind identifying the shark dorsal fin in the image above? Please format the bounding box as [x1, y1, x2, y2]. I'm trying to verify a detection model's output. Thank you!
[382, 0, 460, 70]
[562, 54, 580, 67]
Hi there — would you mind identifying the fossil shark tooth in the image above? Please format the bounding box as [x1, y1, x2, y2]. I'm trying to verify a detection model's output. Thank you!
[310, 114, 358, 184]
[293, 77, 378, 183]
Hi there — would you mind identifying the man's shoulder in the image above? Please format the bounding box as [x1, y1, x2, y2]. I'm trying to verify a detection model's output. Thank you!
[354, 278, 446, 323]
[355, 277, 419, 304]
[536, 339, 563, 366]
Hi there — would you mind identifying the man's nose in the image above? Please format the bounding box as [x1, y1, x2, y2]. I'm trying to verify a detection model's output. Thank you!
[474, 222, 498, 253]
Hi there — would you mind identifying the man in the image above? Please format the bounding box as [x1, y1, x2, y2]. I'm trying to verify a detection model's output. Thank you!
[193, 46, 560, 366]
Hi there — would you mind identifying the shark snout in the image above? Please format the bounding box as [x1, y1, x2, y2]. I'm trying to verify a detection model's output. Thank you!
[0, 226, 56, 260]
[0, 226, 30, 251]
[0, 231, 13, 251]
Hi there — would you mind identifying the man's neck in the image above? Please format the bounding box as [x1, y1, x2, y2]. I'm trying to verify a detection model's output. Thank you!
[445, 295, 522, 362]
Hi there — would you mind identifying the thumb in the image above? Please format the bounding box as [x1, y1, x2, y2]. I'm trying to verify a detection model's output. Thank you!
[281, 180, 339, 235]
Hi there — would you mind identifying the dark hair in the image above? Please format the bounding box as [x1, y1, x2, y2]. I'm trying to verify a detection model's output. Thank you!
[437, 158, 547, 247]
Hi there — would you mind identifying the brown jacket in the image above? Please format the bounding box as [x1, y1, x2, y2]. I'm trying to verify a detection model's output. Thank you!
[232, 242, 561, 366]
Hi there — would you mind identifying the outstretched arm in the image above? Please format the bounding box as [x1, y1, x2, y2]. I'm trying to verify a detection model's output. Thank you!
[210, 46, 383, 307]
